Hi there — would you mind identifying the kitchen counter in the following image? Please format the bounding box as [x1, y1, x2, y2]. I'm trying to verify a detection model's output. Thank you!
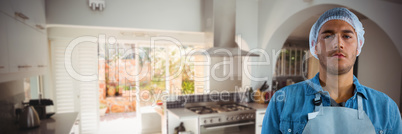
[154, 106, 164, 116]
[167, 108, 199, 119]
[2, 112, 79, 134]
[241, 102, 269, 111]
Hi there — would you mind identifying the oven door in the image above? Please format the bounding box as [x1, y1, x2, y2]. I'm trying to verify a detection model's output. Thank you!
[200, 121, 255, 134]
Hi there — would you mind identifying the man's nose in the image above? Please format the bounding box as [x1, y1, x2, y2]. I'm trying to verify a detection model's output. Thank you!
[333, 35, 344, 50]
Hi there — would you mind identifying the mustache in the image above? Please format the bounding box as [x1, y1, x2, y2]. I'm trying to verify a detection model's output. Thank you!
[327, 50, 347, 57]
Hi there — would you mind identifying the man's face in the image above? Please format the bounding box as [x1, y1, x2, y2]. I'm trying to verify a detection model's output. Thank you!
[315, 20, 359, 75]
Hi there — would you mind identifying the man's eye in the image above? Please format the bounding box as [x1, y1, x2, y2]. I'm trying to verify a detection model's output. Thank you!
[344, 35, 351, 39]
[324, 35, 332, 39]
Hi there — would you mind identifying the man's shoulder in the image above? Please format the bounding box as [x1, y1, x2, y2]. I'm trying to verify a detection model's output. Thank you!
[361, 85, 394, 102]
[280, 80, 310, 91]
[361, 85, 399, 113]
[275, 80, 310, 96]
[360, 85, 401, 129]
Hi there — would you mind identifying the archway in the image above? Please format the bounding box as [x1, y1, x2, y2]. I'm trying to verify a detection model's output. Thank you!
[256, 3, 402, 108]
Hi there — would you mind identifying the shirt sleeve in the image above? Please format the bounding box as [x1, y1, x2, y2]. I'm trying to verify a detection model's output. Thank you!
[391, 103, 402, 134]
[261, 91, 284, 134]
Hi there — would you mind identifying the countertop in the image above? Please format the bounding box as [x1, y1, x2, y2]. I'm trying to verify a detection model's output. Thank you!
[241, 102, 269, 111]
[2, 112, 79, 134]
[154, 106, 164, 116]
[167, 108, 199, 120]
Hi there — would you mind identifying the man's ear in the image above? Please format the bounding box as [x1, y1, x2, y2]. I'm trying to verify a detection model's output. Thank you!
[312, 40, 318, 55]
[357, 40, 363, 54]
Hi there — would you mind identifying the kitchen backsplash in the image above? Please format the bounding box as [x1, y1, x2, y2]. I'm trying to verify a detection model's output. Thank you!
[0, 80, 25, 129]
[166, 92, 245, 109]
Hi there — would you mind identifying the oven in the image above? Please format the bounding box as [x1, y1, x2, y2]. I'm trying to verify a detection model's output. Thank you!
[197, 111, 256, 134]
[200, 120, 255, 134]
[186, 102, 256, 134]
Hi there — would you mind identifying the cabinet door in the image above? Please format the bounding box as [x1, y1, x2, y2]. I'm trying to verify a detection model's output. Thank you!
[256, 111, 266, 134]
[0, 0, 13, 17]
[35, 31, 48, 72]
[13, 0, 46, 33]
[33, 0, 46, 33]
[1, 0, 45, 33]
[7, 17, 36, 73]
[10, 0, 33, 26]
[256, 125, 262, 134]
[0, 13, 9, 74]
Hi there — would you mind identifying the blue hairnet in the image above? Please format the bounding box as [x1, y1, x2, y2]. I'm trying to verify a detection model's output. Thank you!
[309, 7, 365, 59]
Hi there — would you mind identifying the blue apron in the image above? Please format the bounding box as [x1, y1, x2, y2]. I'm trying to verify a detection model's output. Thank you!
[302, 93, 376, 134]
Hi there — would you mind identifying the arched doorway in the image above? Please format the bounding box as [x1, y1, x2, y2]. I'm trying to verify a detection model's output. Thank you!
[259, 3, 402, 107]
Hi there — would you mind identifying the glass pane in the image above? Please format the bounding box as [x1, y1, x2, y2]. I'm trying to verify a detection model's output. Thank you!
[290, 49, 296, 75]
[302, 50, 308, 78]
[295, 49, 301, 75]
[284, 49, 290, 76]
[23, 76, 40, 102]
[275, 51, 282, 76]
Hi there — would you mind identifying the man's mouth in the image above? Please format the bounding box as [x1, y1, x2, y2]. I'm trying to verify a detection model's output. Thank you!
[332, 53, 345, 58]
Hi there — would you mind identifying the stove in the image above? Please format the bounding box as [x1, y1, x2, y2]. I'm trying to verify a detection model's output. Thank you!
[185, 102, 256, 134]
[187, 103, 253, 114]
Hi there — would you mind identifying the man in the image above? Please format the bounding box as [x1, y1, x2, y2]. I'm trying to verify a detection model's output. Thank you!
[261, 7, 402, 134]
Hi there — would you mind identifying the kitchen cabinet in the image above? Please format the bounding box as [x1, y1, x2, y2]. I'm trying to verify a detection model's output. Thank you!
[7, 17, 36, 73]
[0, 13, 9, 74]
[0, 0, 48, 82]
[0, 0, 47, 33]
[256, 110, 266, 134]
[70, 117, 80, 134]
[35, 32, 48, 71]
[167, 110, 199, 134]
[0, 0, 13, 18]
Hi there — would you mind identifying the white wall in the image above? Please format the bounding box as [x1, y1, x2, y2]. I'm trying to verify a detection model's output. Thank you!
[256, 0, 402, 107]
[358, 19, 402, 107]
[46, 0, 202, 32]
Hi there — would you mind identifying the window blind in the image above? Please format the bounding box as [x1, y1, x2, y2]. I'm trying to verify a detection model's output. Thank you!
[51, 40, 99, 134]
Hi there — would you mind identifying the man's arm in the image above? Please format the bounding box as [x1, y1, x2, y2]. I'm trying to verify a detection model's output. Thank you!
[261, 92, 284, 134]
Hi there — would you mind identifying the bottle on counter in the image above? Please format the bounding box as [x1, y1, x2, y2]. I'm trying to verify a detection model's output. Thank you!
[174, 122, 186, 134]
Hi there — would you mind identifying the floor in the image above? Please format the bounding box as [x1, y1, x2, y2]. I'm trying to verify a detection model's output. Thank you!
[99, 112, 137, 134]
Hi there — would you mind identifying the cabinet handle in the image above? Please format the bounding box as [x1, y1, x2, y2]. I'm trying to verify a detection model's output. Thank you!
[14, 12, 29, 20]
[38, 65, 46, 68]
[18, 65, 32, 68]
[35, 25, 45, 30]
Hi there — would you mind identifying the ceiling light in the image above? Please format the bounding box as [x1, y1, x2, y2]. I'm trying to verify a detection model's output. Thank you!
[88, 0, 106, 11]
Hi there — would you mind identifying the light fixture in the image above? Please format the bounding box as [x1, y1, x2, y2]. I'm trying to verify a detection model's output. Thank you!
[88, 0, 106, 11]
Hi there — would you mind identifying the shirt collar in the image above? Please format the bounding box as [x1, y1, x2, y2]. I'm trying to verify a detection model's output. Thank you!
[306, 72, 368, 99]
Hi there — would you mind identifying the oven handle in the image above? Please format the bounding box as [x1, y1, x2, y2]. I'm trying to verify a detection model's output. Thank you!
[203, 121, 255, 130]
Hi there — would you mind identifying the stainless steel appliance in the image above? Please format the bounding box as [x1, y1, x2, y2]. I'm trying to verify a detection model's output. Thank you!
[196, 0, 259, 57]
[19, 104, 40, 129]
[186, 102, 256, 134]
[29, 99, 55, 119]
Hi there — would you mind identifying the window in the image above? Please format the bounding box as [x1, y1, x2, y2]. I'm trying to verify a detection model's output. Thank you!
[51, 40, 99, 133]
[98, 42, 207, 108]
[23, 76, 43, 102]
[274, 48, 309, 77]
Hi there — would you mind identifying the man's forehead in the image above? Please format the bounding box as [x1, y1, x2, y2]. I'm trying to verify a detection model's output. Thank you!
[319, 20, 355, 33]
